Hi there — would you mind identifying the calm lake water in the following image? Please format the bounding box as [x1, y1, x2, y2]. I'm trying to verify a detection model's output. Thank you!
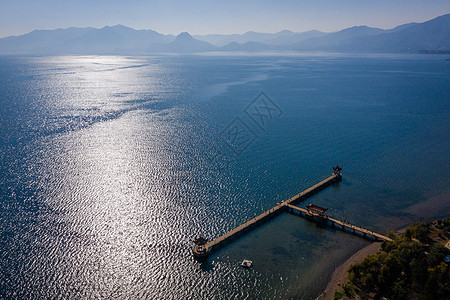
[0, 53, 449, 299]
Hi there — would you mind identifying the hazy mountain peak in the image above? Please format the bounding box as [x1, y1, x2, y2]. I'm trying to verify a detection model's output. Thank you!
[0, 13, 448, 54]
[161, 32, 215, 52]
[176, 32, 193, 39]
[339, 25, 383, 33]
[277, 30, 295, 35]
[100, 24, 134, 31]
[109, 24, 128, 28]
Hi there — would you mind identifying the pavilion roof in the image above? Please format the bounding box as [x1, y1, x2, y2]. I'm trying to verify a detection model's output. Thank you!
[333, 165, 342, 171]
[194, 236, 208, 245]
[306, 204, 328, 213]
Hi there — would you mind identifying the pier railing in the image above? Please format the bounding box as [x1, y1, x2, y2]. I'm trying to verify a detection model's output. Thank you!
[286, 204, 392, 242]
[194, 171, 392, 258]
[200, 173, 343, 255]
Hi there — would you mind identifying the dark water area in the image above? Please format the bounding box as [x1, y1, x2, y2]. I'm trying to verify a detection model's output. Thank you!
[0, 53, 449, 299]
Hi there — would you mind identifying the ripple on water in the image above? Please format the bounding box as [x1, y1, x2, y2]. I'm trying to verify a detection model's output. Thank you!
[0, 55, 449, 299]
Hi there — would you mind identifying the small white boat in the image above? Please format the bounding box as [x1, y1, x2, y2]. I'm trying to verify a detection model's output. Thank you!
[241, 259, 252, 268]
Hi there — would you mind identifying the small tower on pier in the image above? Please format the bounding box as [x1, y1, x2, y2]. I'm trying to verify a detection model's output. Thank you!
[193, 236, 209, 259]
[332, 165, 342, 176]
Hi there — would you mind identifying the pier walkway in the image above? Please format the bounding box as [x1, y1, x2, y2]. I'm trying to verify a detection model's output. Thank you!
[203, 173, 341, 253]
[286, 204, 392, 242]
[283, 174, 340, 205]
[195, 170, 392, 258]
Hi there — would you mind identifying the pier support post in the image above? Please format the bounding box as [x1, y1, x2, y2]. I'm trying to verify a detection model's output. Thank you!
[191, 171, 399, 257]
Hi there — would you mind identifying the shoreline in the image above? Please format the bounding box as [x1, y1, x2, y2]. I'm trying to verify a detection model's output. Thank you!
[317, 190, 450, 300]
[317, 242, 382, 300]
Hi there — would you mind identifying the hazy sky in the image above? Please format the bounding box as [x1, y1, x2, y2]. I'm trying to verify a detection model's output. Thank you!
[1, 0, 449, 38]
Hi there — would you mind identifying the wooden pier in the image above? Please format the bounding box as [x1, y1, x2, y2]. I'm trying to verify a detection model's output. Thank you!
[283, 173, 341, 205]
[199, 173, 342, 255]
[194, 169, 393, 258]
[286, 204, 392, 242]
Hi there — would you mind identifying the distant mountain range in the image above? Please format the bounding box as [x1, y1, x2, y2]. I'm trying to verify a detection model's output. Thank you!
[0, 13, 449, 55]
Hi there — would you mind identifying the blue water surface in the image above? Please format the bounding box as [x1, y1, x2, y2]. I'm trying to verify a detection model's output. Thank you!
[0, 53, 449, 299]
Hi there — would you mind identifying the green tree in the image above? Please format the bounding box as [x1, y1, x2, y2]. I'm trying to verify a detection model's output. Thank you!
[427, 243, 450, 267]
[342, 221, 449, 299]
